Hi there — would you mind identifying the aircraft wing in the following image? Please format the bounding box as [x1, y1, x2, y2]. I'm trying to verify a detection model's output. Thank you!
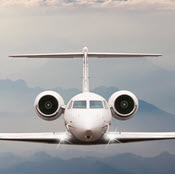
[9, 53, 162, 58]
[104, 132, 175, 143]
[0, 132, 175, 145]
[0, 132, 72, 144]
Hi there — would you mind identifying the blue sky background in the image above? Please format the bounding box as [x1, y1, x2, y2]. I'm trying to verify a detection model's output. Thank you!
[0, 0, 175, 171]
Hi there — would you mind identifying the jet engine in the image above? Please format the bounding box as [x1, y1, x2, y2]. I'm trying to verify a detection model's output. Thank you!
[34, 91, 64, 121]
[108, 90, 138, 120]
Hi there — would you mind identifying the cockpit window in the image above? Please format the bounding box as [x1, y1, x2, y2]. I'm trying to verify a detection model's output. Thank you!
[73, 101, 87, 109]
[90, 101, 103, 109]
[67, 100, 73, 109]
[103, 100, 109, 109]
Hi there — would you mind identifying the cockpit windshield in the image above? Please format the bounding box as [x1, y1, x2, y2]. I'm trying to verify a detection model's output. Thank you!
[90, 101, 103, 109]
[73, 101, 87, 109]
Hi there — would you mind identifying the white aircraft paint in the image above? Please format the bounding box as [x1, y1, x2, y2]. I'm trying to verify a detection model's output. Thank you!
[1, 47, 175, 145]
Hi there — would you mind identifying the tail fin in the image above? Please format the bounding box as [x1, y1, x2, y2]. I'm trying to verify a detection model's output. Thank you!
[9, 47, 162, 93]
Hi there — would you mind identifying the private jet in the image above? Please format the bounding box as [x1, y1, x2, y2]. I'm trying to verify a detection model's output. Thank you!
[0, 47, 175, 145]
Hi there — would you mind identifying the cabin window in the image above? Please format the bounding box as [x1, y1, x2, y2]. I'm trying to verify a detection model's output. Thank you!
[90, 101, 103, 109]
[73, 101, 87, 109]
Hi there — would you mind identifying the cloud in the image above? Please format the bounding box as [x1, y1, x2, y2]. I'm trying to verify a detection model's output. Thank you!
[0, 0, 175, 10]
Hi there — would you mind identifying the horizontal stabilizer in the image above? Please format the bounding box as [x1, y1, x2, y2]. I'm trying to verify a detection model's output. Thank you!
[9, 52, 162, 58]
[88, 53, 162, 58]
[9, 53, 83, 58]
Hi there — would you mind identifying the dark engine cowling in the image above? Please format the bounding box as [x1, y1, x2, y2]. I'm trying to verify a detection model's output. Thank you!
[34, 91, 64, 121]
[108, 90, 138, 120]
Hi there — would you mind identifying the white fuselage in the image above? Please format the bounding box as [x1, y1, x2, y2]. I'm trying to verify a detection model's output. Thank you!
[4, 46, 168, 146]
[64, 92, 112, 142]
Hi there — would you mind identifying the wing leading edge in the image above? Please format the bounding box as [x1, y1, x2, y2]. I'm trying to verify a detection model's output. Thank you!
[104, 132, 175, 144]
[0, 132, 175, 145]
[0, 132, 72, 144]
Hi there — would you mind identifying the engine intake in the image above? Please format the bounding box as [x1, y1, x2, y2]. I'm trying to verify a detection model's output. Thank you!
[34, 91, 64, 121]
[108, 90, 138, 120]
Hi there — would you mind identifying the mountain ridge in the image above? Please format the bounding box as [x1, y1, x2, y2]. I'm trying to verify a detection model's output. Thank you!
[0, 151, 175, 174]
[0, 79, 175, 132]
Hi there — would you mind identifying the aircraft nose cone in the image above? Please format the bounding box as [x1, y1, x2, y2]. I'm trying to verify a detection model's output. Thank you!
[84, 130, 93, 141]
[69, 113, 106, 142]
[85, 130, 93, 135]
[83, 124, 94, 131]
[78, 124, 103, 142]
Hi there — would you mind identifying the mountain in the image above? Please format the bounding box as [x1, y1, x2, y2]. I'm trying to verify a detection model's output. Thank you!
[102, 151, 175, 174]
[0, 151, 175, 173]
[0, 80, 175, 173]
[0, 79, 175, 131]
[91, 86, 175, 131]
[112, 99, 175, 132]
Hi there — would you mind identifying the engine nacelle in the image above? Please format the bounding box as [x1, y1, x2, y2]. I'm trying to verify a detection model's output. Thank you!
[108, 90, 138, 120]
[34, 91, 64, 121]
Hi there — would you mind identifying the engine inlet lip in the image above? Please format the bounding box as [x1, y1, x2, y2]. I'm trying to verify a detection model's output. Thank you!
[35, 106, 59, 118]
[39, 95, 58, 114]
[112, 105, 137, 118]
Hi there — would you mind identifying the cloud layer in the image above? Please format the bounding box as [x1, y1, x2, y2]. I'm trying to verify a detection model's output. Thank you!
[0, 0, 175, 10]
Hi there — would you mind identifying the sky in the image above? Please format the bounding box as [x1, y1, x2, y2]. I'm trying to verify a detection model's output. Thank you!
[0, 0, 175, 159]
[0, 0, 175, 9]
[1, 0, 175, 113]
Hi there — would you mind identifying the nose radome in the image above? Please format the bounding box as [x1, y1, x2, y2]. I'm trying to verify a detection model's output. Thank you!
[85, 130, 93, 136]
[83, 124, 93, 130]
[84, 130, 93, 141]
[71, 115, 105, 142]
